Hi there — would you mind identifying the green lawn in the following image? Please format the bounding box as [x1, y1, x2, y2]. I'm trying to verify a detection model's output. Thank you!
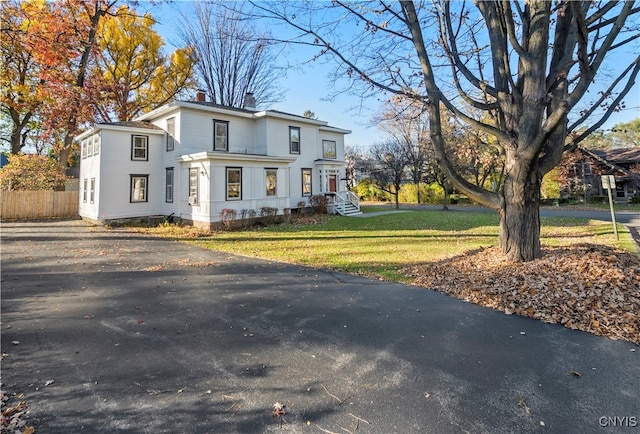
[185, 210, 634, 282]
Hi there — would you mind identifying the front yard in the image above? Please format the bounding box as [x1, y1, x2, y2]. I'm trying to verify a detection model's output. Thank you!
[141, 210, 640, 344]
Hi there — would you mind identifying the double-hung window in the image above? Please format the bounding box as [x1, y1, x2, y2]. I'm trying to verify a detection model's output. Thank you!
[265, 169, 277, 196]
[131, 135, 148, 161]
[165, 168, 174, 203]
[226, 167, 242, 200]
[130, 175, 148, 202]
[93, 135, 99, 156]
[289, 127, 300, 154]
[83, 178, 88, 202]
[166, 117, 175, 151]
[302, 168, 312, 196]
[188, 168, 198, 205]
[214, 120, 229, 151]
[322, 140, 336, 159]
[90, 178, 95, 203]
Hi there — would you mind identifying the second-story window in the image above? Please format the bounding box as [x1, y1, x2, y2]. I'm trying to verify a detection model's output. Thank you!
[322, 140, 336, 159]
[289, 126, 300, 154]
[93, 134, 100, 156]
[214, 120, 229, 151]
[131, 135, 148, 161]
[166, 117, 175, 151]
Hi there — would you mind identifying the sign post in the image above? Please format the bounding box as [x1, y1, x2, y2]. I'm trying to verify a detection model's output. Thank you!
[601, 175, 619, 240]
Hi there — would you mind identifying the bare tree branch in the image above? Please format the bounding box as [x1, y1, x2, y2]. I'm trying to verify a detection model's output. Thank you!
[566, 57, 640, 148]
[178, 2, 283, 108]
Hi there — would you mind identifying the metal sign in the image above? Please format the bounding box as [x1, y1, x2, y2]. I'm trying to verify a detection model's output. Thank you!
[601, 175, 616, 189]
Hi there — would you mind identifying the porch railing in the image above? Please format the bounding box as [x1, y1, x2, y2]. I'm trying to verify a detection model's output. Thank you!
[326, 190, 360, 215]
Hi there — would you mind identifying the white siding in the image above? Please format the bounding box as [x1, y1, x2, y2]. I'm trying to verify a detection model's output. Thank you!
[178, 108, 257, 155]
[180, 154, 292, 224]
[78, 133, 101, 219]
[94, 129, 164, 220]
[158, 112, 182, 216]
[82, 102, 349, 224]
[254, 118, 268, 155]
[320, 131, 346, 161]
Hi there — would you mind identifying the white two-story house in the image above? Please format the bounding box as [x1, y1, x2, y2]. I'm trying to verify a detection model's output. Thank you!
[76, 94, 360, 228]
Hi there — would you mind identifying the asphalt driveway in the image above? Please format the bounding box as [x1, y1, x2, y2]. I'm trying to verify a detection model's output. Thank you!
[1, 220, 638, 433]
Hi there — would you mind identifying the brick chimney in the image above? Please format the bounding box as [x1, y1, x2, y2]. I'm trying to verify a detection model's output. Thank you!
[244, 92, 256, 110]
[196, 90, 206, 102]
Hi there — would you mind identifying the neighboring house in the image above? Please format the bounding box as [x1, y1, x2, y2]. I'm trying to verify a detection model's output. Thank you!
[76, 94, 360, 227]
[559, 145, 640, 202]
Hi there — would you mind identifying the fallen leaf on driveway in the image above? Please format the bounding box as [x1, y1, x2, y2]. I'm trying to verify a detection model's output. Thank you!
[272, 402, 287, 417]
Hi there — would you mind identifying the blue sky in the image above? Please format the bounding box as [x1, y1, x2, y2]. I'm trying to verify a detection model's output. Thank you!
[151, 1, 380, 149]
[149, 1, 639, 149]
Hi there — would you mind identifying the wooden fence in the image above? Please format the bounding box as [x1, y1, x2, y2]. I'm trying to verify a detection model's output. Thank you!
[0, 190, 79, 220]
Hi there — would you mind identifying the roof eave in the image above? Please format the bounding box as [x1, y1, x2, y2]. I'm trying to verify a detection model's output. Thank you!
[178, 151, 298, 164]
[75, 123, 164, 140]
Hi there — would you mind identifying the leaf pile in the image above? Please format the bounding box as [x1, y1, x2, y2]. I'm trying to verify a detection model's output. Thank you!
[403, 244, 640, 344]
[1, 390, 35, 433]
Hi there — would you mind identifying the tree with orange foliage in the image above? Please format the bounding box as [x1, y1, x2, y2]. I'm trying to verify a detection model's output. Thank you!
[1, 0, 119, 169]
[1, 0, 46, 154]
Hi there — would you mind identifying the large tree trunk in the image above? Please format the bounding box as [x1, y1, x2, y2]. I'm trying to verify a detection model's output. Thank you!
[499, 161, 542, 261]
[10, 127, 22, 155]
[56, 3, 107, 172]
[9, 107, 32, 154]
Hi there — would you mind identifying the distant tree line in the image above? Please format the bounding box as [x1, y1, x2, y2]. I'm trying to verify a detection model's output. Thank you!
[347, 99, 639, 210]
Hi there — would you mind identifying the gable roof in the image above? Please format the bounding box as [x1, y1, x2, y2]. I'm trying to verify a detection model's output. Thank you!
[576, 145, 639, 179]
[592, 147, 640, 165]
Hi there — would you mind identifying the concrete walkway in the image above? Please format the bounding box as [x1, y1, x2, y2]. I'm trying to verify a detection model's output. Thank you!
[1, 220, 638, 433]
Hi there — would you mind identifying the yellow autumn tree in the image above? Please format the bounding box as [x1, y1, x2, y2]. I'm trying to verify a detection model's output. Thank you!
[0, 153, 67, 190]
[94, 6, 197, 122]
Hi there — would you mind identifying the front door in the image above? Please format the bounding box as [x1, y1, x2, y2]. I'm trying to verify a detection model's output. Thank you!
[329, 175, 337, 192]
